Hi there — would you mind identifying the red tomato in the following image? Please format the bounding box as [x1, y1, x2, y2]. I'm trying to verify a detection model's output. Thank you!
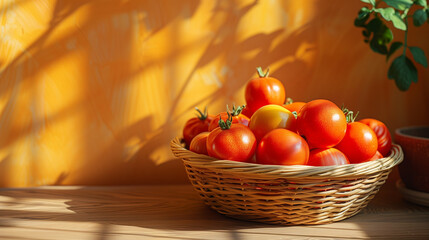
[284, 102, 306, 114]
[207, 124, 256, 162]
[190, 132, 210, 155]
[336, 122, 378, 164]
[249, 105, 296, 141]
[208, 106, 249, 131]
[358, 118, 392, 157]
[362, 151, 383, 163]
[297, 99, 347, 149]
[256, 129, 309, 165]
[241, 106, 253, 118]
[307, 148, 350, 166]
[245, 67, 286, 113]
[183, 108, 214, 147]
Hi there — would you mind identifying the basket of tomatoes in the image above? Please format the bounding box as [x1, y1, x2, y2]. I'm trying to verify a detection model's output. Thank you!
[170, 67, 403, 225]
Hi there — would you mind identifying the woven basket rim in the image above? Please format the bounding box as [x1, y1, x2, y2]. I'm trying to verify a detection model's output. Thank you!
[170, 137, 403, 179]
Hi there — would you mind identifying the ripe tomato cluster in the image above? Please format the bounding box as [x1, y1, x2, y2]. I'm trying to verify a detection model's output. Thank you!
[182, 67, 392, 166]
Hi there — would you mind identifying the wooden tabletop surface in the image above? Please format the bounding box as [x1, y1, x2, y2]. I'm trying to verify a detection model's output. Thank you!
[1, 181, 428, 240]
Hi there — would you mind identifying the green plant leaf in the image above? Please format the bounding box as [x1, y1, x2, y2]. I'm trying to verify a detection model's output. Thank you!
[409, 46, 428, 67]
[383, 0, 413, 11]
[355, 9, 371, 27]
[413, 9, 428, 27]
[375, 7, 395, 21]
[390, 12, 407, 30]
[415, 0, 427, 8]
[370, 38, 389, 54]
[362, 29, 371, 37]
[379, 27, 393, 44]
[358, 7, 371, 19]
[388, 55, 418, 91]
[386, 42, 403, 61]
[366, 18, 392, 54]
[361, 0, 376, 5]
[366, 17, 383, 32]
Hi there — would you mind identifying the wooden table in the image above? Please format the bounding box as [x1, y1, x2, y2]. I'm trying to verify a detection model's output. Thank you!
[1, 181, 428, 240]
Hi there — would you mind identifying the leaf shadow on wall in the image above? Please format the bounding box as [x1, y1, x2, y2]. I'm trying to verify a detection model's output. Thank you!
[0, 0, 91, 187]
[0, 0, 320, 187]
[62, 0, 202, 185]
[0, 1, 84, 149]
[167, 0, 261, 115]
[177, 1, 319, 114]
[0, 0, 200, 186]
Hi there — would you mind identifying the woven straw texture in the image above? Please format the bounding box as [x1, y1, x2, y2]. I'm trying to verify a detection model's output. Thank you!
[170, 137, 403, 225]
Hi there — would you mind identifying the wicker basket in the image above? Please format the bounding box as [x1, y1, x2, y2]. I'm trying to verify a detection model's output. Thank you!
[170, 137, 403, 225]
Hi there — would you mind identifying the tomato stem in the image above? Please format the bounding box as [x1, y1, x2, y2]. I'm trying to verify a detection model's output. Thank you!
[342, 106, 359, 123]
[195, 107, 208, 120]
[291, 111, 298, 119]
[218, 111, 233, 130]
[256, 67, 269, 78]
[227, 104, 245, 116]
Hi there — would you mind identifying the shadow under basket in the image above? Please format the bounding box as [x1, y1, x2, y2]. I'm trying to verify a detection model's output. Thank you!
[170, 137, 403, 225]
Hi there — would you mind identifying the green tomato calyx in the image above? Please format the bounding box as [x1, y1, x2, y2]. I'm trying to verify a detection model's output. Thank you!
[195, 107, 208, 120]
[218, 112, 233, 130]
[227, 104, 245, 117]
[285, 97, 294, 105]
[342, 106, 359, 123]
[256, 67, 270, 78]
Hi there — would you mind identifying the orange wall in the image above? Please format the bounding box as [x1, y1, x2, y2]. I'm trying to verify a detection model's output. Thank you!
[0, 0, 428, 187]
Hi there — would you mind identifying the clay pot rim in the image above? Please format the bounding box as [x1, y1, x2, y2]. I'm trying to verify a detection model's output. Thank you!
[395, 125, 429, 142]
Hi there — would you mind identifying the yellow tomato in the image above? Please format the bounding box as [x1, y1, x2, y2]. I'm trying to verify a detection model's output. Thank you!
[249, 104, 296, 141]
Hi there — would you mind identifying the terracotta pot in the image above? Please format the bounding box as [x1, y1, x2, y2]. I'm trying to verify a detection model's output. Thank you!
[395, 126, 429, 193]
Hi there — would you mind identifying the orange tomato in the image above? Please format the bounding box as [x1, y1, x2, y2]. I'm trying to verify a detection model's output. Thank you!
[297, 99, 347, 149]
[207, 124, 256, 162]
[190, 132, 210, 155]
[284, 101, 306, 114]
[183, 107, 214, 147]
[245, 67, 286, 114]
[358, 118, 392, 157]
[336, 122, 378, 163]
[256, 129, 309, 165]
